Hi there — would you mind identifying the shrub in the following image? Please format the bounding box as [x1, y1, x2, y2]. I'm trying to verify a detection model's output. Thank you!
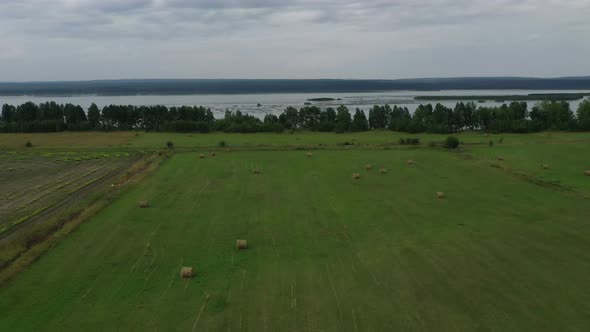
[25, 141, 32, 148]
[428, 141, 437, 147]
[489, 140, 494, 147]
[218, 141, 226, 148]
[399, 138, 420, 145]
[444, 136, 460, 149]
[166, 141, 174, 149]
[498, 137, 504, 144]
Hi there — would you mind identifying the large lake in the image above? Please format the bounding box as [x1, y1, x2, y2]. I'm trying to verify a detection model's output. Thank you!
[0, 89, 587, 119]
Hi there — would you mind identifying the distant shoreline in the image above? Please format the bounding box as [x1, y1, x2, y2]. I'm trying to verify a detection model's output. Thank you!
[414, 93, 590, 102]
[1, 77, 590, 97]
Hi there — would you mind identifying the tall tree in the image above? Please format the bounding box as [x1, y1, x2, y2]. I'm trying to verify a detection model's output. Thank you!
[318, 107, 337, 132]
[1, 104, 16, 123]
[351, 108, 369, 132]
[88, 103, 100, 129]
[279, 106, 299, 129]
[335, 105, 351, 133]
[576, 99, 590, 130]
[64, 103, 87, 125]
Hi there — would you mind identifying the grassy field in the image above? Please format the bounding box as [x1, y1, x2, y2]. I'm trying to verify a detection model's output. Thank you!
[0, 130, 589, 331]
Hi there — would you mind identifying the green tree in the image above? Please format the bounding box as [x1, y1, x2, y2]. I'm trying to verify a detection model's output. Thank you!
[410, 104, 433, 132]
[263, 114, 279, 124]
[16, 102, 38, 123]
[368, 105, 390, 129]
[351, 108, 369, 132]
[299, 106, 321, 130]
[335, 105, 351, 133]
[88, 103, 100, 129]
[531, 101, 573, 131]
[577, 99, 590, 131]
[388, 106, 411, 132]
[38, 101, 63, 121]
[64, 103, 87, 126]
[318, 108, 337, 132]
[1, 104, 16, 123]
[431, 103, 453, 133]
[279, 106, 299, 129]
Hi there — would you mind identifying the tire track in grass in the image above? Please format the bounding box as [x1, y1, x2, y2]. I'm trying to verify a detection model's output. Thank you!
[240, 269, 247, 331]
[325, 263, 343, 323]
[302, 151, 375, 329]
[132, 156, 206, 329]
[291, 153, 325, 331]
[191, 293, 211, 332]
[102, 156, 200, 329]
[217, 154, 248, 332]
[352, 308, 359, 332]
[322, 171, 385, 291]
[158, 259, 182, 300]
[253, 208, 271, 332]
[44, 208, 136, 327]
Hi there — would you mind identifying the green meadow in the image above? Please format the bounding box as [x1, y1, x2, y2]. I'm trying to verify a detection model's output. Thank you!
[0, 131, 589, 331]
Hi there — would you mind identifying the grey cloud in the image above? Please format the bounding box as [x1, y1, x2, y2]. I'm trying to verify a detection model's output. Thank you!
[0, 0, 589, 80]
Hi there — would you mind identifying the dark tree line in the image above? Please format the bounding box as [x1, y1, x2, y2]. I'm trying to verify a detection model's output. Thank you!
[2, 99, 590, 133]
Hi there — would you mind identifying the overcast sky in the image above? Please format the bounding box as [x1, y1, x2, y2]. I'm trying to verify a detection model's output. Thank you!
[0, 0, 589, 81]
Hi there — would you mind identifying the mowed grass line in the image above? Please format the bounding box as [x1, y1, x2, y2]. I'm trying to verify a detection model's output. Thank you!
[1, 150, 590, 331]
[467, 141, 590, 194]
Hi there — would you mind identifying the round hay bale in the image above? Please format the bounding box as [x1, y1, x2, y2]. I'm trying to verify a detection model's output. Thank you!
[436, 192, 446, 199]
[585, 170, 590, 176]
[352, 173, 361, 180]
[406, 160, 415, 166]
[139, 200, 149, 208]
[496, 156, 505, 161]
[199, 154, 205, 159]
[365, 164, 372, 171]
[306, 152, 313, 158]
[180, 266, 194, 278]
[236, 239, 248, 250]
[542, 164, 549, 170]
[379, 168, 387, 174]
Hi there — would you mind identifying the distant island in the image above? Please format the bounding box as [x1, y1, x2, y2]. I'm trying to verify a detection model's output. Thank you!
[307, 98, 336, 102]
[415, 92, 590, 102]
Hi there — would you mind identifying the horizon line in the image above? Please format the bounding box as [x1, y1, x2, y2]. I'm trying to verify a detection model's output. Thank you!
[2, 76, 590, 84]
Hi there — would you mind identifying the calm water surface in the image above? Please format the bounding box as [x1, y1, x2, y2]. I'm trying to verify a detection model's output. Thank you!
[0, 90, 587, 119]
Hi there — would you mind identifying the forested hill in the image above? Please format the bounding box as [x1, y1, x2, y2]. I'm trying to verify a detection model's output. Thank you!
[1, 77, 590, 96]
